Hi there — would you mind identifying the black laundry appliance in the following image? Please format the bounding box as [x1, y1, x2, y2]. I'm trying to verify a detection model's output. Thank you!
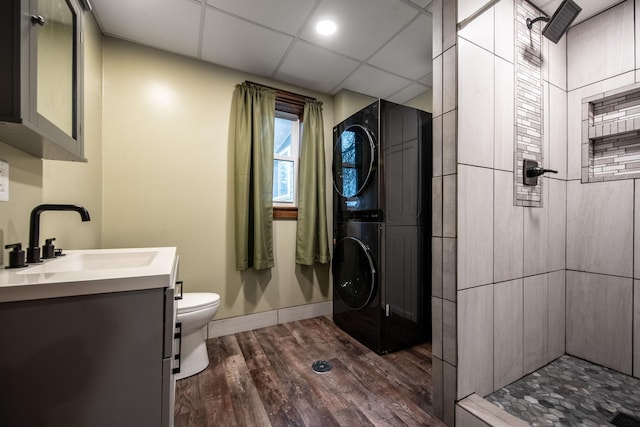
[332, 99, 432, 354]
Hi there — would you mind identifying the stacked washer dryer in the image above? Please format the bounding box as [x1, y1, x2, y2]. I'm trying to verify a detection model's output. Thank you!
[332, 99, 432, 354]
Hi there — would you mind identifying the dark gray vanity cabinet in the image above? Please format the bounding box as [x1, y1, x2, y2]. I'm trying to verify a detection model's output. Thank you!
[0, 288, 176, 427]
[0, 0, 85, 161]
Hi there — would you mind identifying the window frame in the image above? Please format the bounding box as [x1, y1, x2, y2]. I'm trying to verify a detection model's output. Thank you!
[272, 111, 301, 209]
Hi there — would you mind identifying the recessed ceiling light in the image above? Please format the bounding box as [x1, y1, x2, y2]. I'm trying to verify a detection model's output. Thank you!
[316, 20, 337, 36]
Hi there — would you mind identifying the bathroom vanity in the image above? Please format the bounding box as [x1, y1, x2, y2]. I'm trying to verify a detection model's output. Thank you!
[0, 247, 178, 427]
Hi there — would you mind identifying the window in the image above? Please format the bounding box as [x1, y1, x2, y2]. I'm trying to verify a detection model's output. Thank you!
[244, 81, 313, 220]
[273, 111, 301, 207]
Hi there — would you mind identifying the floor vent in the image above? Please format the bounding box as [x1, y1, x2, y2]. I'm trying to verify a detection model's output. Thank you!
[311, 360, 332, 374]
[611, 412, 640, 427]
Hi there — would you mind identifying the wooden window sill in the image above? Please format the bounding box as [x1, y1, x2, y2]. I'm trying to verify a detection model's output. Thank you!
[274, 207, 298, 220]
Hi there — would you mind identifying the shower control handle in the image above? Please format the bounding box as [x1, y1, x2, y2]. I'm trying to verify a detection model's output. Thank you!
[526, 167, 558, 178]
[523, 159, 557, 186]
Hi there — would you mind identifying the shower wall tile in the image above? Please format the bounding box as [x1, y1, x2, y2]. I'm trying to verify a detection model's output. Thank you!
[433, 0, 443, 58]
[433, 297, 444, 358]
[635, 180, 640, 279]
[444, 361, 457, 426]
[443, 237, 457, 301]
[548, 85, 567, 180]
[547, 179, 566, 272]
[442, 110, 457, 175]
[524, 274, 548, 374]
[433, 176, 443, 236]
[443, 47, 457, 114]
[433, 355, 444, 418]
[494, 0, 514, 63]
[494, 279, 524, 390]
[456, 405, 491, 427]
[457, 0, 484, 23]
[544, 36, 567, 91]
[523, 181, 549, 277]
[494, 170, 523, 283]
[433, 55, 443, 117]
[433, 115, 443, 177]
[433, 238, 443, 297]
[443, 299, 457, 365]
[494, 57, 514, 172]
[458, 6, 494, 53]
[458, 38, 495, 169]
[567, 72, 636, 180]
[443, 174, 457, 238]
[567, 0, 635, 91]
[443, 0, 457, 51]
[635, 280, 640, 377]
[637, 0, 640, 72]
[567, 180, 634, 278]
[547, 270, 566, 360]
[458, 165, 493, 289]
[567, 271, 632, 375]
[458, 284, 494, 398]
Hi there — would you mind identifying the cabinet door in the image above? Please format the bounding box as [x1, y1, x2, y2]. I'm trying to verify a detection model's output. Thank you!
[0, 289, 164, 427]
[29, 0, 84, 159]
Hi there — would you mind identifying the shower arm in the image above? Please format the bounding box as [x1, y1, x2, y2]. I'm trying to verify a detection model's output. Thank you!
[526, 16, 550, 30]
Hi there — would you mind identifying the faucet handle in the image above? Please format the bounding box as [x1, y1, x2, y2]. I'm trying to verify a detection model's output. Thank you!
[4, 243, 26, 269]
[42, 237, 56, 259]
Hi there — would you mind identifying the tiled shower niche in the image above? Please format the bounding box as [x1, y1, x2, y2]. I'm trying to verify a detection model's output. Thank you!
[582, 82, 640, 183]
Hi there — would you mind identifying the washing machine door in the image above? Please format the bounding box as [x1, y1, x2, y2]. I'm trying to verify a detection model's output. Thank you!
[332, 124, 376, 199]
[333, 236, 376, 310]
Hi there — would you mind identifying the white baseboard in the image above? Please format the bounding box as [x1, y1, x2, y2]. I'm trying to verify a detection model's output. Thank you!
[207, 300, 332, 339]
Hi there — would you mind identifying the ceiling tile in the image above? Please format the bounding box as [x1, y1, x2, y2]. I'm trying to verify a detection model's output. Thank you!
[339, 64, 413, 99]
[418, 72, 432, 86]
[276, 40, 360, 94]
[93, 0, 201, 57]
[201, 7, 293, 76]
[368, 14, 433, 80]
[205, 0, 316, 35]
[387, 82, 430, 104]
[408, 0, 433, 8]
[300, 0, 418, 61]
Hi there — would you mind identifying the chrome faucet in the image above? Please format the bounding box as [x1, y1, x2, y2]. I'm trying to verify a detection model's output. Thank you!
[27, 204, 91, 263]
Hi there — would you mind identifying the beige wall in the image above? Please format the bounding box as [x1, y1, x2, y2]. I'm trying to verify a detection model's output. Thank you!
[0, 12, 102, 263]
[101, 38, 333, 319]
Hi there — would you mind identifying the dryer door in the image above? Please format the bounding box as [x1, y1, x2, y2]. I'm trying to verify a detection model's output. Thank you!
[332, 124, 376, 199]
[332, 236, 376, 310]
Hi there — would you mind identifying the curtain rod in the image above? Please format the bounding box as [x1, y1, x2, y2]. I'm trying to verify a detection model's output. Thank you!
[244, 80, 316, 104]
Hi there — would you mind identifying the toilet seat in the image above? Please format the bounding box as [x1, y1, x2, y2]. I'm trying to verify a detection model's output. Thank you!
[177, 292, 220, 314]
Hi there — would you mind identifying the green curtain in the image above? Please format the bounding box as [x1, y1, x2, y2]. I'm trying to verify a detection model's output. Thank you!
[233, 83, 276, 271]
[296, 100, 331, 265]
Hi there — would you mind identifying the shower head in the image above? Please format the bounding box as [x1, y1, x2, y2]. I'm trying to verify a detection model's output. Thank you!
[526, 0, 582, 44]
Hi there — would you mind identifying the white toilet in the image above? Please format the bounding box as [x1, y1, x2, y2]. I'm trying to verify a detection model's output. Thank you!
[175, 292, 220, 380]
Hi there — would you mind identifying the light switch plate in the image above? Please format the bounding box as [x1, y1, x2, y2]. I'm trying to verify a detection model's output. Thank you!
[0, 160, 8, 202]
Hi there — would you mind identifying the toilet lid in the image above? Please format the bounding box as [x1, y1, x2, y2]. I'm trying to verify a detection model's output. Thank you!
[177, 292, 220, 314]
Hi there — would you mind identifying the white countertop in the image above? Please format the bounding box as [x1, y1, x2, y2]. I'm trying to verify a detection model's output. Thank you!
[0, 247, 177, 303]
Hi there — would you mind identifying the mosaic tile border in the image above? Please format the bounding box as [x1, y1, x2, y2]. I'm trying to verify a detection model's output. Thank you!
[514, 0, 544, 208]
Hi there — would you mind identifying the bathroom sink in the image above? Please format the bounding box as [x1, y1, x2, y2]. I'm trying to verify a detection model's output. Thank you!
[17, 251, 159, 275]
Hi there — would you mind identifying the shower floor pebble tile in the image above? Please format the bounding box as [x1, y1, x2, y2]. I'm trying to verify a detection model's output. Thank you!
[487, 355, 640, 426]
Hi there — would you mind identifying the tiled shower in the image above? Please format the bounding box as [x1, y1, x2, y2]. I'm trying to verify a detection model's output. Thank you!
[430, 0, 640, 425]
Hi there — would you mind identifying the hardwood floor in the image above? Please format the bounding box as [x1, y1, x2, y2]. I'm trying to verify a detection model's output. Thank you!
[174, 316, 444, 427]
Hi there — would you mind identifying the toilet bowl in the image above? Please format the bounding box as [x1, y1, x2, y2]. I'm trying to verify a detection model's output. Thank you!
[175, 292, 220, 380]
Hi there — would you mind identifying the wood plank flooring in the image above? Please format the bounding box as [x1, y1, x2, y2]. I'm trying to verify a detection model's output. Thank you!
[174, 316, 445, 427]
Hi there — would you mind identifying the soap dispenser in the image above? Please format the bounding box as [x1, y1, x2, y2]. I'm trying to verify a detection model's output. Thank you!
[4, 243, 26, 268]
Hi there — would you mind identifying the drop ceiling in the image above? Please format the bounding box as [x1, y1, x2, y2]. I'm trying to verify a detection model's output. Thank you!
[90, 0, 434, 104]
[89, 0, 622, 104]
